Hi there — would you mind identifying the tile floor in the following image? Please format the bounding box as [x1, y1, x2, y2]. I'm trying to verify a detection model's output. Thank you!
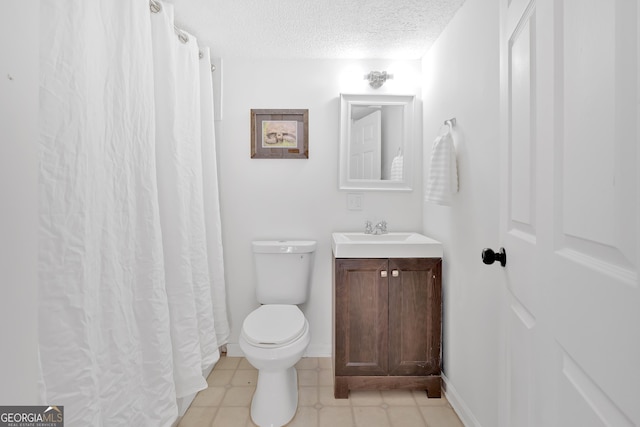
[178, 355, 464, 427]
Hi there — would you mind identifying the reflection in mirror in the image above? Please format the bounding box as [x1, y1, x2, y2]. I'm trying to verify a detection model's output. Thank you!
[339, 94, 415, 191]
[349, 104, 404, 180]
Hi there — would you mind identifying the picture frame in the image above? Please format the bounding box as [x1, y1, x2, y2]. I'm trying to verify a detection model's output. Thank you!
[250, 109, 309, 159]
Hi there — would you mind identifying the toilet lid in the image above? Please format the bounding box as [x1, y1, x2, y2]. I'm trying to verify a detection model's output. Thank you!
[242, 305, 307, 347]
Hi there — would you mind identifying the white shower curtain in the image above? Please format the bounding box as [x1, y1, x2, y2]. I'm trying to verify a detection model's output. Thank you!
[150, 2, 221, 397]
[199, 46, 231, 347]
[38, 1, 228, 425]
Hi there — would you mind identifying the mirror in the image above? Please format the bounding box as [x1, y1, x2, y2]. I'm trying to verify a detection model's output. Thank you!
[339, 94, 415, 191]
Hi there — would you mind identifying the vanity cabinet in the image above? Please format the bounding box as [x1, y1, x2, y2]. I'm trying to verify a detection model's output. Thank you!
[332, 257, 442, 399]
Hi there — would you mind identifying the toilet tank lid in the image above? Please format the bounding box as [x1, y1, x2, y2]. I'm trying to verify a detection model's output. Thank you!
[252, 240, 317, 254]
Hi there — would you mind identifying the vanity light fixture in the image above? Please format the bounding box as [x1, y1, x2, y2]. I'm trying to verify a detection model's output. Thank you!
[364, 71, 394, 89]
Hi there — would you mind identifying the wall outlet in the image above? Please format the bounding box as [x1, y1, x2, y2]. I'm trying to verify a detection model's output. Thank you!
[347, 193, 363, 211]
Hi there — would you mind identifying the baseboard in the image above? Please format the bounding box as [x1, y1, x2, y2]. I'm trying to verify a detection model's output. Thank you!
[225, 342, 331, 358]
[225, 343, 243, 357]
[304, 344, 331, 358]
[442, 374, 482, 427]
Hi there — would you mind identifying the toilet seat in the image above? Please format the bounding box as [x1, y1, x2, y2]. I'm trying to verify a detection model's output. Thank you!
[242, 304, 307, 348]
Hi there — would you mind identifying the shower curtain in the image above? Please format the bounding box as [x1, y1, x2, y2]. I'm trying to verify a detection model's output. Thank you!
[38, 1, 229, 425]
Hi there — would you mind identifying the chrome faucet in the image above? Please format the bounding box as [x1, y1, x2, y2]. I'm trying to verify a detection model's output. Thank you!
[364, 220, 373, 234]
[365, 220, 388, 235]
[373, 220, 388, 235]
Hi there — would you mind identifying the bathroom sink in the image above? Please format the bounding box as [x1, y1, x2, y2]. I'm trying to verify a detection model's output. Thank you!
[332, 232, 443, 258]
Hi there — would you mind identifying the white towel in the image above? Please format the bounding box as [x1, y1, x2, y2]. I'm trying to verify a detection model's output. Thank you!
[390, 154, 403, 181]
[425, 130, 458, 205]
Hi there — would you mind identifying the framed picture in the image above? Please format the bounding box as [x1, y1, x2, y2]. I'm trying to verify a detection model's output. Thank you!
[250, 109, 309, 159]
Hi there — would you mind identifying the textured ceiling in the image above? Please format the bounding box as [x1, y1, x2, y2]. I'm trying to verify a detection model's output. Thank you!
[168, 0, 466, 59]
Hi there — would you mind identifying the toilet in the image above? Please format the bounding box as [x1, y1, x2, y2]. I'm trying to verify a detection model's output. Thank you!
[239, 240, 316, 427]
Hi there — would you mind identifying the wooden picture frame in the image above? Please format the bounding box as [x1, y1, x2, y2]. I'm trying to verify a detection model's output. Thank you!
[250, 109, 309, 159]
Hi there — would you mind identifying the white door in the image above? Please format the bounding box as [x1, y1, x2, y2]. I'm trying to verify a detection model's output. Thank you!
[350, 110, 382, 179]
[499, 0, 640, 426]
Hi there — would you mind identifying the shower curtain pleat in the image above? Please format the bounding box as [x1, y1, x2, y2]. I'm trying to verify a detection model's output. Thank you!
[38, 0, 227, 425]
[199, 47, 231, 347]
[39, 0, 177, 425]
[150, 3, 217, 397]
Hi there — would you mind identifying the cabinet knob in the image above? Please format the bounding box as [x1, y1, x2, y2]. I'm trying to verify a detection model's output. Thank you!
[381, 270, 388, 278]
[391, 270, 399, 277]
[481, 247, 507, 267]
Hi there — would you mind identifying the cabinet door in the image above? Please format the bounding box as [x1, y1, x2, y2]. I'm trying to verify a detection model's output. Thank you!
[388, 258, 442, 376]
[335, 258, 389, 376]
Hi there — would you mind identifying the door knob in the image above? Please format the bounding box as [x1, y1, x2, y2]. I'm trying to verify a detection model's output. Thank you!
[482, 247, 507, 267]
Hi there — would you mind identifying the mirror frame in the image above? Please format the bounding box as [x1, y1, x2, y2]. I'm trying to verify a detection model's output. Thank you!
[339, 93, 415, 191]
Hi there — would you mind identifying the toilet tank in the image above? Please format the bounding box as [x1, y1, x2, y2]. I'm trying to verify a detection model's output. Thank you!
[252, 240, 317, 304]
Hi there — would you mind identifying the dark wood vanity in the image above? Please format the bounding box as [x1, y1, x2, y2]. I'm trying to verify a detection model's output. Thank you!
[332, 256, 442, 399]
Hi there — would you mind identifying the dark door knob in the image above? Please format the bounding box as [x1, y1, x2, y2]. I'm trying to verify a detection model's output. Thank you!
[482, 247, 506, 267]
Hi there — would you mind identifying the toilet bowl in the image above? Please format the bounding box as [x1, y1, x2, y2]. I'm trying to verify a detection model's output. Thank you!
[241, 240, 316, 426]
[239, 304, 311, 427]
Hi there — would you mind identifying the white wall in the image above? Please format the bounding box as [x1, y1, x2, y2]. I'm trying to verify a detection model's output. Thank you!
[0, 1, 40, 403]
[422, 0, 502, 426]
[217, 58, 424, 356]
